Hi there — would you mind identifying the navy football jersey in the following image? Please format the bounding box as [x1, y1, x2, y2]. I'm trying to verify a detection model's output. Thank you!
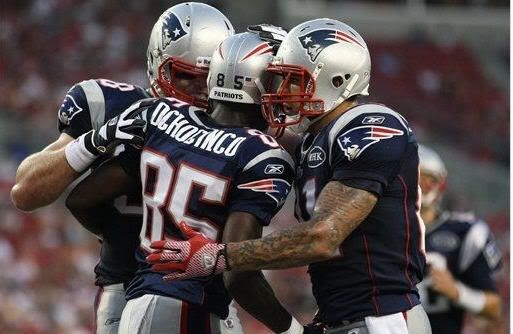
[295, 103, 425, 325]
[58, 78, 151, 286]
[418, 212, 502, 334]
[123, 97, 295, 318]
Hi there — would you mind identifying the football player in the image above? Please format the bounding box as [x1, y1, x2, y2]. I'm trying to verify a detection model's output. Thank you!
[147, 18, 432, 334]
[11, 3, 235, 333]
[416, 144, 502, 334]
[68, 31, 306, 333]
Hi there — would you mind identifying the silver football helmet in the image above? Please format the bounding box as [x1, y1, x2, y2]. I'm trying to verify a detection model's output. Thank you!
[207, 32, 275, 105]
[418, 144, 448, 208]
[147, 2, 234, 108]
[261, 18, 371, 133]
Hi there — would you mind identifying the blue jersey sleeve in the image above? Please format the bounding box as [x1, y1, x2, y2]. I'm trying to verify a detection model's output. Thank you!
[329, 107, 411, 196]
[57, 81, 92, 138]
[229, 141, 295, 226]
[460, 251, 500, 292]
[458, 222, 503, 291]
[57, 79, 150, 138]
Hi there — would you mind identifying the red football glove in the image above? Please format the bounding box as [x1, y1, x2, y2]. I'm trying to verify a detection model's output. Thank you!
[146, 222, 230, 281]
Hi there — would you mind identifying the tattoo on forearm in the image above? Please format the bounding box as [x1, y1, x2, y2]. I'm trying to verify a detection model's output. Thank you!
[228, 182, 378, 271]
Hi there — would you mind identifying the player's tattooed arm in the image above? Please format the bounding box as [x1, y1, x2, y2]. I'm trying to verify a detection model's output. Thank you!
[222, 212, 295, 332]
[227, 181, 378, 271]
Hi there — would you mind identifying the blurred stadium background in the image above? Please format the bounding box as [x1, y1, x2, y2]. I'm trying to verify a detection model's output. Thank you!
[0, 0, 509, 333]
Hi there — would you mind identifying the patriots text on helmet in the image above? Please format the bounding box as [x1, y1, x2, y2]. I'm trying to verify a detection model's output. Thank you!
[213, 90, 244, 101]
[149, 102, 246, 157]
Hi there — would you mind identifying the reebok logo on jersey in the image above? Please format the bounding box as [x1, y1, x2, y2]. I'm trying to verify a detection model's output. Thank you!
[59, 94, 84, 125]
[264, 164, 284, 174]
[337, 125, 404, 161]
[307, 146, 326, 168]
[362, 115, 385, 124]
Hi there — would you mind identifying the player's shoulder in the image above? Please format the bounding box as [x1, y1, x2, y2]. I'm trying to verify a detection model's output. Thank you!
[153, 96, 193, 110]
[326, 103, 412, 162]
[236, 129, 295, 172]
[76, 78, 149, 107]
[439, 211, 491, 241]
[442, 211, 481, 230]
[433, 211, 483, 245]
[327, 102, 410, 139]
[59, 78, 148, 122]
[90, 78, 147, 94]
[67, 78, 147, 96]
[142, 97, 199, 124]
[242, 129, 294, 159]
[441, 211, 501, 272]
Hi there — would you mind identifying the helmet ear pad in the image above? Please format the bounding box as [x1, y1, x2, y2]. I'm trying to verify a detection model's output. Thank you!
[305, 41, 371, 111]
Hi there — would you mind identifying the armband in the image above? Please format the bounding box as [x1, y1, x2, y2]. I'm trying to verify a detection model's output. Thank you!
[64, 132, 97, 172]
[455, 281, 486, 313]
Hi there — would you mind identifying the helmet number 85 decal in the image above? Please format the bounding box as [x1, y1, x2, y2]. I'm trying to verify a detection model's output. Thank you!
[216, 74, 245, 90]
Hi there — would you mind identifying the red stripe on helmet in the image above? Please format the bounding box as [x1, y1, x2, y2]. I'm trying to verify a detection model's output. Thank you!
[335, 31, 364, 48]
[240, 43, 272, 62]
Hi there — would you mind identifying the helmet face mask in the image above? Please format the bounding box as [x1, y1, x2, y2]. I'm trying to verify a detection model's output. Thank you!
[418, 144, 448, 211]
[156, 56, 209, 109]
[261, 64, 324, 129]
[419, 170, 447, 209]
[147, 3, 234, 108]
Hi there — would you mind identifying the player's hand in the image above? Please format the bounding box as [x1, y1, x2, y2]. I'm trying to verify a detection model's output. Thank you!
[429, 267, 459, 301]
[146, 222, 229, 281]
[247, 24, 288, 53]
[83, 99, 150, 155]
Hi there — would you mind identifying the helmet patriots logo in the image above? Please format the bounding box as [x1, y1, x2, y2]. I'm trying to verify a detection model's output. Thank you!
[161, 13, 187, 49]
[299, 29, 365, 62]
[337, 125, 404, 161]
[58, 94, 84, 125]
[237, 178, 291, 205]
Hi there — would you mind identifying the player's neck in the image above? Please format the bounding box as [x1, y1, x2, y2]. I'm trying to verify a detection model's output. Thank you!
[421, 206, 438, 227]
[210, 103, 266, 129]
[307, 99, 358, 134]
